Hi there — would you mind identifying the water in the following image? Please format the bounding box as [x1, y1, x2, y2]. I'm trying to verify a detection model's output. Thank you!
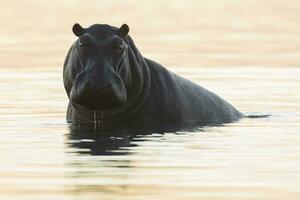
[0, 67, 299, 200]
[1, 1, 300, 200]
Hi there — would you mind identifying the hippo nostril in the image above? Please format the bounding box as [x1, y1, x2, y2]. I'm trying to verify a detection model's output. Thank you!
[85, 80, 95, 90]
[105, 82, 113, 90]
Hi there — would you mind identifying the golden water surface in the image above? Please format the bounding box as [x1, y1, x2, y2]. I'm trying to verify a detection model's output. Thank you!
[0, 1, 300, 200]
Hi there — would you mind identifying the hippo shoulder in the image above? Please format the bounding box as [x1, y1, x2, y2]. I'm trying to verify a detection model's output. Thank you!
[143, 58, 242, 124]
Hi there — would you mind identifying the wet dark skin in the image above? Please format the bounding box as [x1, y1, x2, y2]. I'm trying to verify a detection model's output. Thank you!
[63, 23, 242, 129]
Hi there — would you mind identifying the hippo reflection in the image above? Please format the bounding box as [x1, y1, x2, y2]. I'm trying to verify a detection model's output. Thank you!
[63, 23, 242, 128]
[67, 125, 136, 155]
[66, 124, 202, 156]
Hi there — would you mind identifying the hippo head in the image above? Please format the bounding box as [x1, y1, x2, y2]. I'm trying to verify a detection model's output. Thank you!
[64, 23, 133, 111]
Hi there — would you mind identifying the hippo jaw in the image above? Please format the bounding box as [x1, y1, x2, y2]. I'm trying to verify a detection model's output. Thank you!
[67, 23, 131, 111]
[70, 92, 127, 111]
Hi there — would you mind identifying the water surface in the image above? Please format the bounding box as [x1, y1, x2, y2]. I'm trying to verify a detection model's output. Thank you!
[0, 67, 299, 200]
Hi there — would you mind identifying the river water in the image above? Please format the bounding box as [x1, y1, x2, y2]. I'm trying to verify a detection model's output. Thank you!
[1, 1, 300, 200]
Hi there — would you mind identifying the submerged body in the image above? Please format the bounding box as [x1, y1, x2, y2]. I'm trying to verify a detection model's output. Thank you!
[64, 23, 242, 128]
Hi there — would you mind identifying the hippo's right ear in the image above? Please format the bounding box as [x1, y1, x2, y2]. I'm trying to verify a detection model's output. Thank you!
[118, 24, 129, 38]
[72, 23, 85, 37]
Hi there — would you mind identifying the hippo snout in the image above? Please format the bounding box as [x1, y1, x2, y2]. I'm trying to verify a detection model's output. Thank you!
[70, 76, 127, 110]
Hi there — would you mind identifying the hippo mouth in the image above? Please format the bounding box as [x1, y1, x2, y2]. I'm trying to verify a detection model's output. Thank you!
[70, 90, 127, 111]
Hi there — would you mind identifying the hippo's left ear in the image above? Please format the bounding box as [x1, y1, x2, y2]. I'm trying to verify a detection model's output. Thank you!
[72, 23, 85, 37]
[118, 24, 129, 38]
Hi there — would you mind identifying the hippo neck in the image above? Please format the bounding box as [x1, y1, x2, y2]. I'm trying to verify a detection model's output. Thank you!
[69, 56, 151, 123]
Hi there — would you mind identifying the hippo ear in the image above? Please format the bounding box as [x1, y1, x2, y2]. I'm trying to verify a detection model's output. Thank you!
[72, 23, 85, 37]
[118, 24, 129, 38]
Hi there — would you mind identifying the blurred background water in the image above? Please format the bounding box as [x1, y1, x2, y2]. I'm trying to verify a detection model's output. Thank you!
[0, 1, 300, 200]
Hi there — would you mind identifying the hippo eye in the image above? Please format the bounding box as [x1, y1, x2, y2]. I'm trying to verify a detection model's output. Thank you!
[79, 41, 88, 47]
[79, 40, 90, 49]
[78, 35, 91, 51]
[112, 43, 124, 53]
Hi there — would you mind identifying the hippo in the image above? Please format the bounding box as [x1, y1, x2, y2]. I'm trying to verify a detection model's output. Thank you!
[63, 23, 242, 128]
